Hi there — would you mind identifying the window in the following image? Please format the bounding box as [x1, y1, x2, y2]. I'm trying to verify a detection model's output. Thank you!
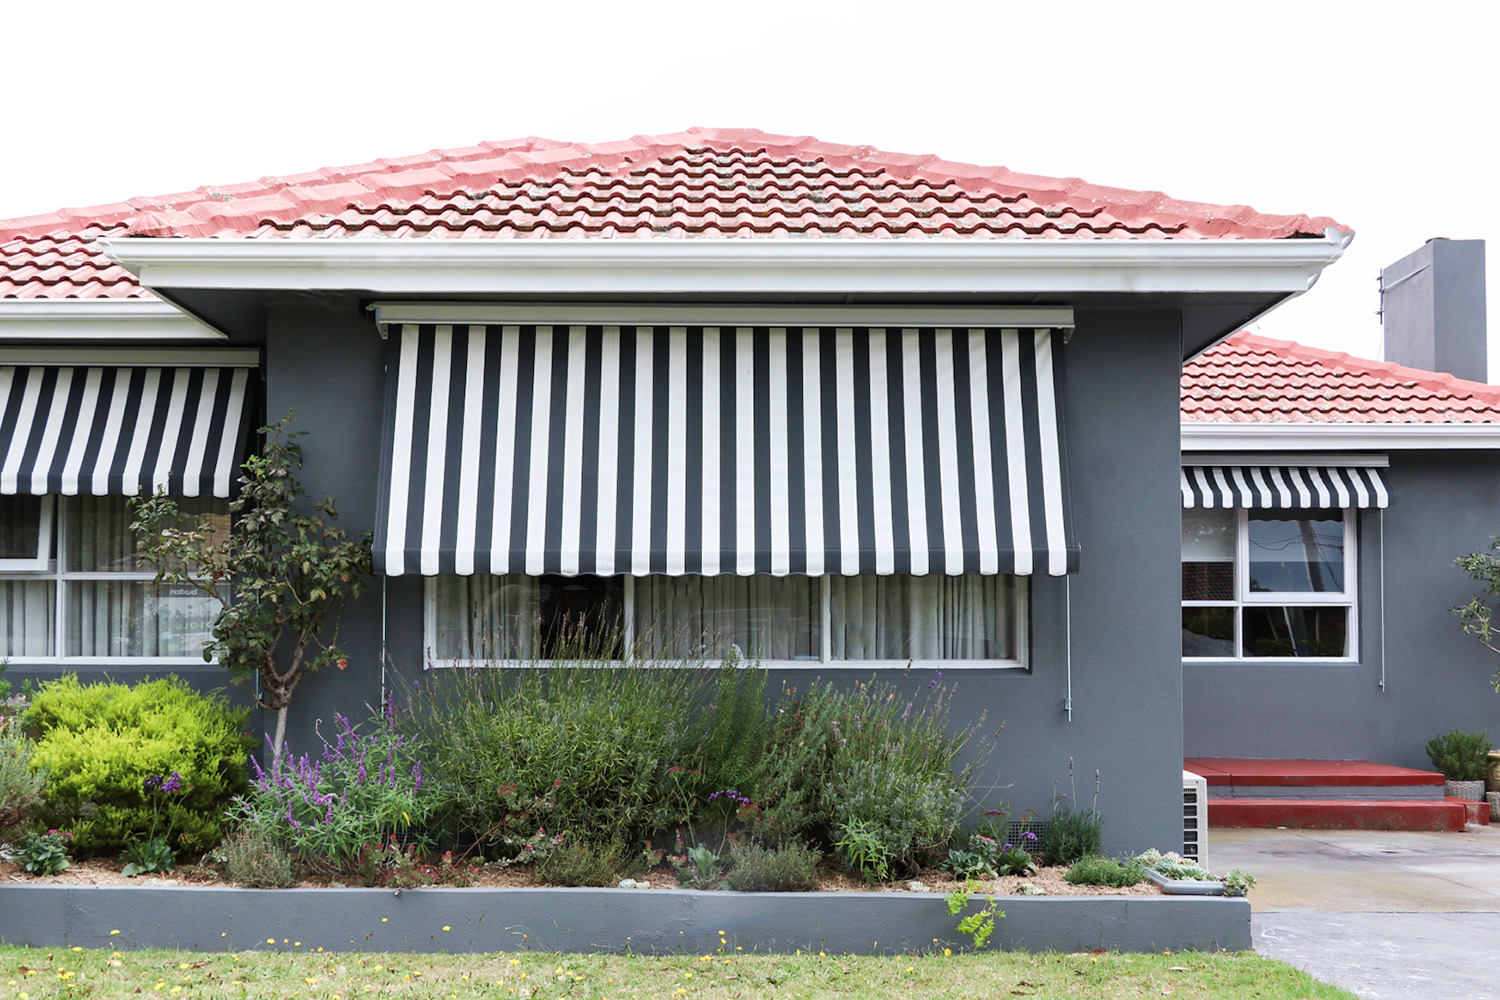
[0, 495, 228, 661]
[429, 573, 1025, 667]
[1181, 507, 1355, 659]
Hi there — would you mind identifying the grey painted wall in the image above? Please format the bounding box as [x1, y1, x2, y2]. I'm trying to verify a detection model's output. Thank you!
[1184, 450, 1500, 766]
[19, 303, 1189, 855]
[1381, 239, 1488, 383]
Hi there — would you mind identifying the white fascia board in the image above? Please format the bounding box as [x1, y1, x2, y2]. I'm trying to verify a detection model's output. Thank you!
[0, 299, 226, 341]
[100, 236, 1349, 297]
[1183, 422, 1500, 450]
[0, 346, 258, 367]
[373, 302, 1074, 330]
[1182, 451, 1389, 468]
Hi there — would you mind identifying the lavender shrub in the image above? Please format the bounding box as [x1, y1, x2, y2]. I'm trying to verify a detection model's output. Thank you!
[234, 711, 431, 866]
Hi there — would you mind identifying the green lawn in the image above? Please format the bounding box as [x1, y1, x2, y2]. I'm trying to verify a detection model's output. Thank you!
[0, 944, 1356, 999]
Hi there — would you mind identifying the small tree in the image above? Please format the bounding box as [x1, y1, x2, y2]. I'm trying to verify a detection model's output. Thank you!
[1454, 537, 1500, 693]
[131, 415, 373, 759]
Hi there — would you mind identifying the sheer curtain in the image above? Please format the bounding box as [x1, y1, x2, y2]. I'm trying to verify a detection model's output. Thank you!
[434, 574, 537, 660]
[829, 575, 1015, 660]
[0, 581, 53, 656]
[634, 575, 820, 661]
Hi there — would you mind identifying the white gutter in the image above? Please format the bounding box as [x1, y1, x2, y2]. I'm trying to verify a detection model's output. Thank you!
[100, 234, 1350, 297]
[0, 300, 226, 341]
[1183, 422, 1500, 450]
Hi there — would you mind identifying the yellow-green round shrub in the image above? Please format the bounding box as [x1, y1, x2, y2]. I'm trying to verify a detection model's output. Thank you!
[24, 675, 253, 856]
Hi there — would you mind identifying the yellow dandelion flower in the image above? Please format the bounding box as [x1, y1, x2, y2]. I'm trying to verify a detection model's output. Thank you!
[443, 926, 451, 932]
[305, 978, 317, 984]
[71, 946, 82, 952]
[110, 930, 120, 935]
[267, 939, 276, 944]
[111, 953, 121, 959]
[907, 966, 915, 972]
[509, 959, 519, 966]
[944, 948, 952, 956]
[179, 963, 190, 969]
[381, 918, 388, 923]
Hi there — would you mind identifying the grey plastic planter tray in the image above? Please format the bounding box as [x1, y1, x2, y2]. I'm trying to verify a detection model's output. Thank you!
[0, 883, 1251, 954]
[1144, 868, 1227, 896]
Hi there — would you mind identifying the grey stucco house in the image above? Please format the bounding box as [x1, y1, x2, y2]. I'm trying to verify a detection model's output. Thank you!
[1183, 238, 1500, 771]
[0, 128, 1352, 852]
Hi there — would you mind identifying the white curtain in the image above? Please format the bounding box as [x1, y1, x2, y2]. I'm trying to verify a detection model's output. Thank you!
[829, 575, 1015, 660]
[0, 580, 53, 656]
[434, 574, 538, 660]
[634, 575, 820, 661]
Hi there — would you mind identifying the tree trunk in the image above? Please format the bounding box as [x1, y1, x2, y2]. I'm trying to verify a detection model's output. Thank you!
[271, 704, 289, 763]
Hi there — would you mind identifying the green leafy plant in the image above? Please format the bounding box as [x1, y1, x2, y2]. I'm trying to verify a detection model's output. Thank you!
[23, 675, 251, 855]
[131, 415, 373, 760]
[1064, 854, 1146, 887]
[0, 732, 43, 845]
[539, 837, 633, 888]
[1424, 729, 1492, 782]
[1041, 760, 1103, 866]
[1135, 849, 1254, 895]
[668, 840, 724, 889]
[1221, 869, 1257, 897]
[750, 672, 980, 869]
[20, 829, 71, 876]
[121, 771, 186, 876]
[723, 841, 821, 892]
[945, 879, 1005, 949]
[834, 817, 892, 883]
[400, 637, 756, 855]
[233, 711, 430, 868]
[219, 826, 296, 888]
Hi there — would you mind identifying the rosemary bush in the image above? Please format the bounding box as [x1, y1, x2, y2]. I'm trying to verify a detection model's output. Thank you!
[401, 622, 764, 855]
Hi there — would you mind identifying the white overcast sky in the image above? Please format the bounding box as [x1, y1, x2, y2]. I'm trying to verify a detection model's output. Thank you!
[3, 0, 1494, 371]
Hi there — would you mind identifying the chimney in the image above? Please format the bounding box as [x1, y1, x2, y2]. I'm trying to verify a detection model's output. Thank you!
[1380, 238, 1488, 383]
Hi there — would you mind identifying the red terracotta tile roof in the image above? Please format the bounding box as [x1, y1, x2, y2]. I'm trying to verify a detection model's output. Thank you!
[1183, 331, 1500, 424]
[0, 128, 1345, 301]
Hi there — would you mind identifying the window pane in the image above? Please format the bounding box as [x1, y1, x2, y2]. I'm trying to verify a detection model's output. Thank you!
[1242, 606, 1348, 658]
[433, 574, 625, 661]
[65, 496, 229, 573]
[1182, 606, 1234, 657]
[0, 580, 54, 656]
[1182, 509, 1236, 601]
[829, 575, 1017, 660]
[1248, 509, 1344, 593]
[64, 581, 222, 657]
[635, 575, 820, 661]
[0, 496, 45, 560]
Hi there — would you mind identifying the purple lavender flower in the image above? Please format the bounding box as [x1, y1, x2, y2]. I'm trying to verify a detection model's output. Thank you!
[900, 702, 912, 721]
[161, 771, 183, 794]
[928, 670, 943, 690]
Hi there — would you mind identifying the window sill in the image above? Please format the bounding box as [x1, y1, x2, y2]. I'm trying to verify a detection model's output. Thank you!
[424, 657, 1028, 671]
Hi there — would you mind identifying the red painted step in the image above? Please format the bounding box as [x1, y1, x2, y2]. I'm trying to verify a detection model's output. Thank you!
[1208, 797, 1468, 832]
[1185, 757, 1444, 789]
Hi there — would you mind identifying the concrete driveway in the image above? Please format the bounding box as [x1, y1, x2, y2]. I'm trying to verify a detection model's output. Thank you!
[1207, 825, 1500, 1000]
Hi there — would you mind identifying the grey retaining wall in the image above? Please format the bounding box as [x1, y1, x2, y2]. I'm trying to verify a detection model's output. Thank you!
[0, 885, 1250, 954]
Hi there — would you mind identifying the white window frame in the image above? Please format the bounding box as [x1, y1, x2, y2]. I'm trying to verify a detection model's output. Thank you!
[0, 495, 224, 665]
[424, 574, 1029, 671]
[1182, 507, 1358, 662]
[0, 496, 53, 571]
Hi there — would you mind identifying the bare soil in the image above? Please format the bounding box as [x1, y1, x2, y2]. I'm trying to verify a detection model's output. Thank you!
[1, 856, 1160, 896]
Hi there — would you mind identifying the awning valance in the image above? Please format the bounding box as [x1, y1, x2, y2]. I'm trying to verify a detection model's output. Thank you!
[1181, 465, 1388, 510]
[0, 365, 253, 498]
[376, 323, 1077, 578]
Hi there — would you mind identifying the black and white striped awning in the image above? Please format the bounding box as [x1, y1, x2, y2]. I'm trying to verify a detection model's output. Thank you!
[1181, 465, 1389, 509]
[0, 365, 254, 498]
[376, 323, 1078, 577]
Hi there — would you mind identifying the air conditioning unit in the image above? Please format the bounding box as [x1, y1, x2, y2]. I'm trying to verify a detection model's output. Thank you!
[1182, 769, 1207, 862]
